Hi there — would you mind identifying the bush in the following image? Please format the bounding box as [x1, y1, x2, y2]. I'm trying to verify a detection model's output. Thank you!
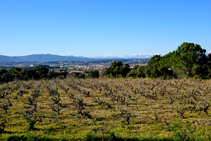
[78, 73, 85, 79]
[88, 70, 99, 78]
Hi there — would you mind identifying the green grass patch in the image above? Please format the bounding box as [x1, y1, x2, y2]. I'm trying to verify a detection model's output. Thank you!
[4, 134, 53, 141]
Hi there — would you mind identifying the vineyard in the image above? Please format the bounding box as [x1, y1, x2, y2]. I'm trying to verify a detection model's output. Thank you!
[1, 78, 211, 140]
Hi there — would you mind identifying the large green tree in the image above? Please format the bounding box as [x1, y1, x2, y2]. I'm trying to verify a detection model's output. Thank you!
[147, 55, 162, 65]
[171, 42, 206, 77]
[106, 61, 130, 77]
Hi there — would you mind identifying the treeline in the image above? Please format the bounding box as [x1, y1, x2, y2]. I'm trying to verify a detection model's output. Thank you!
[0, 67, 68, 83]
[0, 67, 101, 83]
[102, 61, 131, 78]
[70, 70, 99, 79]
[1, 42, 210, 82]
[103, 42, 211, 79]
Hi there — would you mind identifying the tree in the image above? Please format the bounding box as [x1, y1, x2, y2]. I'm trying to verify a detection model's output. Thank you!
[136, 66, 146, 78]
[47, 70, 58, 78]
[35, 67, 49, 79]
[19, 69, 37, 80]
[0, 69, 8, 76]
[0, 69, 9, 83]
[144, 63, 161, 78]
[126, 69, 137, 78]
[127, 65, 144, 78]
[9, 67, 22, 79]
[122, 64, 131, 77]
[89, 70, 99, 78]
[105, 61, 130, 78]
[194, 53, 211, 79]
[172, 42, 206, 77]
[99, 68, 107, 78]
[147, 55, 162, 65]
[1, 72, 13, 82]
[78, 73, 85, 79]
[59, 70, 68, 78]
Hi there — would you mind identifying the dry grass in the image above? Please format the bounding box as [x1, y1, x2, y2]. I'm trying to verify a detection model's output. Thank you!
[1, 78, 211, 140]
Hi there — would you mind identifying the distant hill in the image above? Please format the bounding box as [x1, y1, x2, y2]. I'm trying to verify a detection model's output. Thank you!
[0, 54, 92, 62]
[0, 53, 170, 63]
[92, 53, 162, 59]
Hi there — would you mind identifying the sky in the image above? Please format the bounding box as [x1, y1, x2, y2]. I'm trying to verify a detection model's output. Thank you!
[0, 0, 211, 57]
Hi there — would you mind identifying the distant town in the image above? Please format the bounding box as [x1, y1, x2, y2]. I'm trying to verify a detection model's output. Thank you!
[0, 58, 149, 72]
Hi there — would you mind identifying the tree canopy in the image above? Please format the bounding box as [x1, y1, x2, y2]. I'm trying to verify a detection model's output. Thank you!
[170, 42, 207, 77]
[105, 61, 131, 77]
[0, 67, 68, 83]
[126, 42, 210, 79]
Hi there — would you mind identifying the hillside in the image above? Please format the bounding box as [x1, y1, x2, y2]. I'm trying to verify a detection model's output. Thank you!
[0, 54, 92, 62]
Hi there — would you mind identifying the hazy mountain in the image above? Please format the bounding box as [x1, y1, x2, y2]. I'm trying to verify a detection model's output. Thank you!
[94, 52, 211, 59]
[2, 52, 210, 63]
[0, 53, 163, 62]
[0, 54, 92, 62]
[92, 53, 163, 59]
[0, 55, 23, 62]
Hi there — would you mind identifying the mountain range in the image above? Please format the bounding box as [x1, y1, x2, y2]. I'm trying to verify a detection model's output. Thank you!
[93, 53, 163, 59]
[1, 52, 210, 62]
[0, 53, 156, 62]
[0, 54, 92, 62]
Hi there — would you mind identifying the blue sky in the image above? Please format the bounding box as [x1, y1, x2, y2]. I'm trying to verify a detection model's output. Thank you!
[0, 0, 211, 57]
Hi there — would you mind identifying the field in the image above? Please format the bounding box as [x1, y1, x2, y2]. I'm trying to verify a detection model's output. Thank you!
[1, 78, 211, 140]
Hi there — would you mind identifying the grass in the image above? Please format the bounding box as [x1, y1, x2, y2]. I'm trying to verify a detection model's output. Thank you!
[1, 78, 211, 140]
[3, 134, 53, 141]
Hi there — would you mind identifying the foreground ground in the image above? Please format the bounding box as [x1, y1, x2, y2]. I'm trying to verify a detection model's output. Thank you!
[1, 78, 211, 140]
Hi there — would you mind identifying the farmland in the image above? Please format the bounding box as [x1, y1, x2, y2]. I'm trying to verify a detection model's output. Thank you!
[1, 78, 211, 140]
